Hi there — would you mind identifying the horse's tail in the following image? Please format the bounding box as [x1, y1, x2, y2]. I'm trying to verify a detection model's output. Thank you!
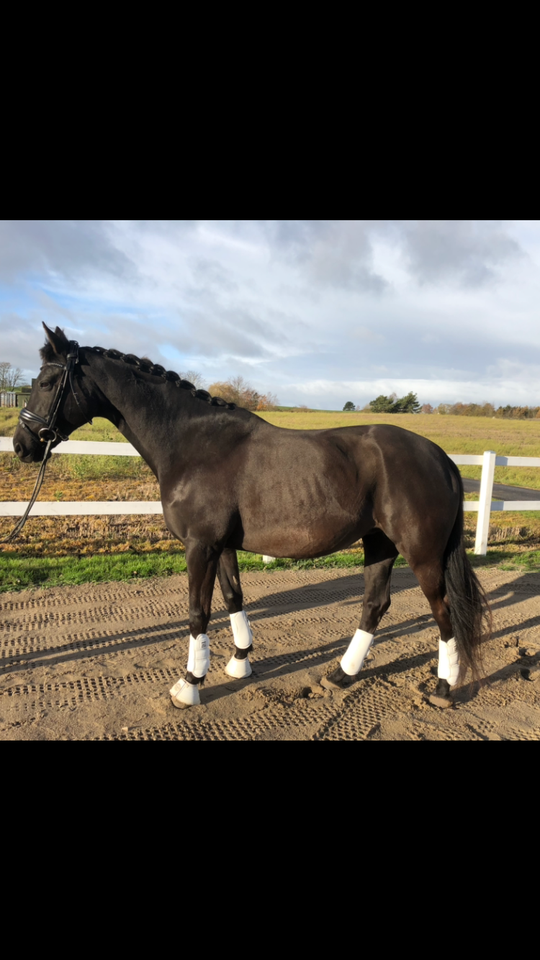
[444, 468, 492, 681]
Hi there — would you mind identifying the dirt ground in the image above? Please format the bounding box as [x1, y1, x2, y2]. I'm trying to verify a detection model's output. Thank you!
[0, 567, 539, 740]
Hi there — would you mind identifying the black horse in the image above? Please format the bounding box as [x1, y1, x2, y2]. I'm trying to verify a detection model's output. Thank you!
[12, 325, 490, 709]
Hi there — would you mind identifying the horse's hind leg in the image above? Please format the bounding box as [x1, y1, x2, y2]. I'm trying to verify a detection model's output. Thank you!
[324, 531, 398, 690]
[407, 558, 457, 707]
[170, 541, 220, 709]
[218, 548, 254, 680]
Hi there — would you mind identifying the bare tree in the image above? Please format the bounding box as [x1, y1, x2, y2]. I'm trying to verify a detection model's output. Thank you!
[208, 375, 279, 411]
[181, 370, 206, 390]
[0, 362, 23, 391]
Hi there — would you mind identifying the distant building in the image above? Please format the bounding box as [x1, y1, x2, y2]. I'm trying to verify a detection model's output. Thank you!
[0, 391, 31, 408]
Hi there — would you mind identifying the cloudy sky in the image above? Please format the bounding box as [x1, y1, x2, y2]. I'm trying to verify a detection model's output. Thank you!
[1, 219, 539, 409]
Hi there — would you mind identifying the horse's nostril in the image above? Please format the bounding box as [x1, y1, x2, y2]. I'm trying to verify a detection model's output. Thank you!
[14, 443, 23, 457]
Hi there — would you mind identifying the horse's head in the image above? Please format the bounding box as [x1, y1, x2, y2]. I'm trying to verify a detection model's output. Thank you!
[13, 324, 94, 463]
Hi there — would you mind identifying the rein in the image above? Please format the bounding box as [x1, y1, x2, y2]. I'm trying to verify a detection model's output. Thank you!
[1, 342, 87, 545]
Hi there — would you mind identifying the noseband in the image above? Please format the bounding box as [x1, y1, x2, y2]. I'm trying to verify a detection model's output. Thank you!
[18, 341, 91, 444]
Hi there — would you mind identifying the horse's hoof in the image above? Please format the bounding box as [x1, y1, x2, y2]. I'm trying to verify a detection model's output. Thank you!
[428, 694, 454, 710]
[428, 678, 453, 709]
[170, 678, 201, 708]
[225, 656, 253, 680]
[321, 667, 358, 692]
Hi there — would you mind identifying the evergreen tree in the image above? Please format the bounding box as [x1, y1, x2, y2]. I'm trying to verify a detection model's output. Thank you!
[370, 395, 396, 413]
[396, 392, 421, 414]
[369, 392, 421, 414]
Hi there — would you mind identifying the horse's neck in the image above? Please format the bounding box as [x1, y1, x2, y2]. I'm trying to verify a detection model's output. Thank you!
[87, 355, 187, 476]
[85, 354, 251, 480]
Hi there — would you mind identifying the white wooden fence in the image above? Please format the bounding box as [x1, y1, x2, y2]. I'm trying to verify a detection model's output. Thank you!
[1, 439, 539, 557]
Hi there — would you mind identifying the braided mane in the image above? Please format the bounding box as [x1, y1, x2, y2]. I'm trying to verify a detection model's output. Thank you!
[40, 338, 235, 410]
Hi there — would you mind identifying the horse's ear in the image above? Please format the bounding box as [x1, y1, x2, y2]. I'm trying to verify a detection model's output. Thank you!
[41, 323, 69, 362]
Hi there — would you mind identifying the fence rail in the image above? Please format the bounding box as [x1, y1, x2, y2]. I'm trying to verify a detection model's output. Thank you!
[1, 439, 539, 556]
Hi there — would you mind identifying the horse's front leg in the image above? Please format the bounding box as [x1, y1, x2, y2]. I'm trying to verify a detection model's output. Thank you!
[218, 548, 254, 680]
[170, 541, 220, 709]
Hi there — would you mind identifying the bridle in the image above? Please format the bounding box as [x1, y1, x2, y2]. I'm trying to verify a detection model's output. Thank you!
[18, 341, 89, 445]
[1, 341, 91, 545]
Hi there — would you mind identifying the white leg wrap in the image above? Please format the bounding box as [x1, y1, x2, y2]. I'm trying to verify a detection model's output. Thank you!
[169, 679, 201, 708]
[438, 638, 460, 687]
[187, 634, 210, 679]
[341, 629, 374, 677]
[230, 611, 253, 650]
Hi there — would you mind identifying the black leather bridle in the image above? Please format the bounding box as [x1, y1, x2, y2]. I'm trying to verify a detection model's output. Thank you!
[18, 341, 89, 445]
[1, 341, 91, 545]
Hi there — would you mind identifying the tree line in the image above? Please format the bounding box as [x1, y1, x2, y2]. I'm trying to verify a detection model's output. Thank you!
[4, 354, 538, 419]
[343, 392, 421, 414]
[436, 402, 540, 419]
[343, 393, 540, 419]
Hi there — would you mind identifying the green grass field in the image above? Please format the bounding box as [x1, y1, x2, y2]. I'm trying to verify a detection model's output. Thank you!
[2, 409, 540, 591]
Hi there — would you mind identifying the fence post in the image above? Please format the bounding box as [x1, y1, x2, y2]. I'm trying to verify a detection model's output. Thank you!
[474, 451, 497, 556]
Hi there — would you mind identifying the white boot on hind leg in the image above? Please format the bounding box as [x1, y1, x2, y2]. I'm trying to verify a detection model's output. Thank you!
[225, 611, 253, 680]
[229, 611, 253, 650]
[341, 629, 374, 677]
[438, 638, 460, 688]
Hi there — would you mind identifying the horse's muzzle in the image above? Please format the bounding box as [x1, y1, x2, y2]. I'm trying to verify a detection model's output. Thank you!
[12, 429, 47, 464]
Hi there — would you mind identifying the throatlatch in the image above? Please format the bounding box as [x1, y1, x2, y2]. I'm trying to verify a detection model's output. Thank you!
[341, 629, 374, 676]
[438, 638, 460, 687]
[226, 611, 253, 680]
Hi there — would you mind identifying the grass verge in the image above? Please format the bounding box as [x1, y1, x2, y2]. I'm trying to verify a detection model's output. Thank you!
[1, 547, 539, 594]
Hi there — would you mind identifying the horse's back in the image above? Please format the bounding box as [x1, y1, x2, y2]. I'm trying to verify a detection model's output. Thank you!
[249, 420, 455, 485]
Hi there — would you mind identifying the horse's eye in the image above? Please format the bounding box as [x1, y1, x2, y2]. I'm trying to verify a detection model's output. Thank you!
[40, 381, 52, 390]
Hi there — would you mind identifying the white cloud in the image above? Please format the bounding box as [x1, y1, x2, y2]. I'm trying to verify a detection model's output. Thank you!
[291, 368, 540, 409]
[1, 220, 539, 407]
